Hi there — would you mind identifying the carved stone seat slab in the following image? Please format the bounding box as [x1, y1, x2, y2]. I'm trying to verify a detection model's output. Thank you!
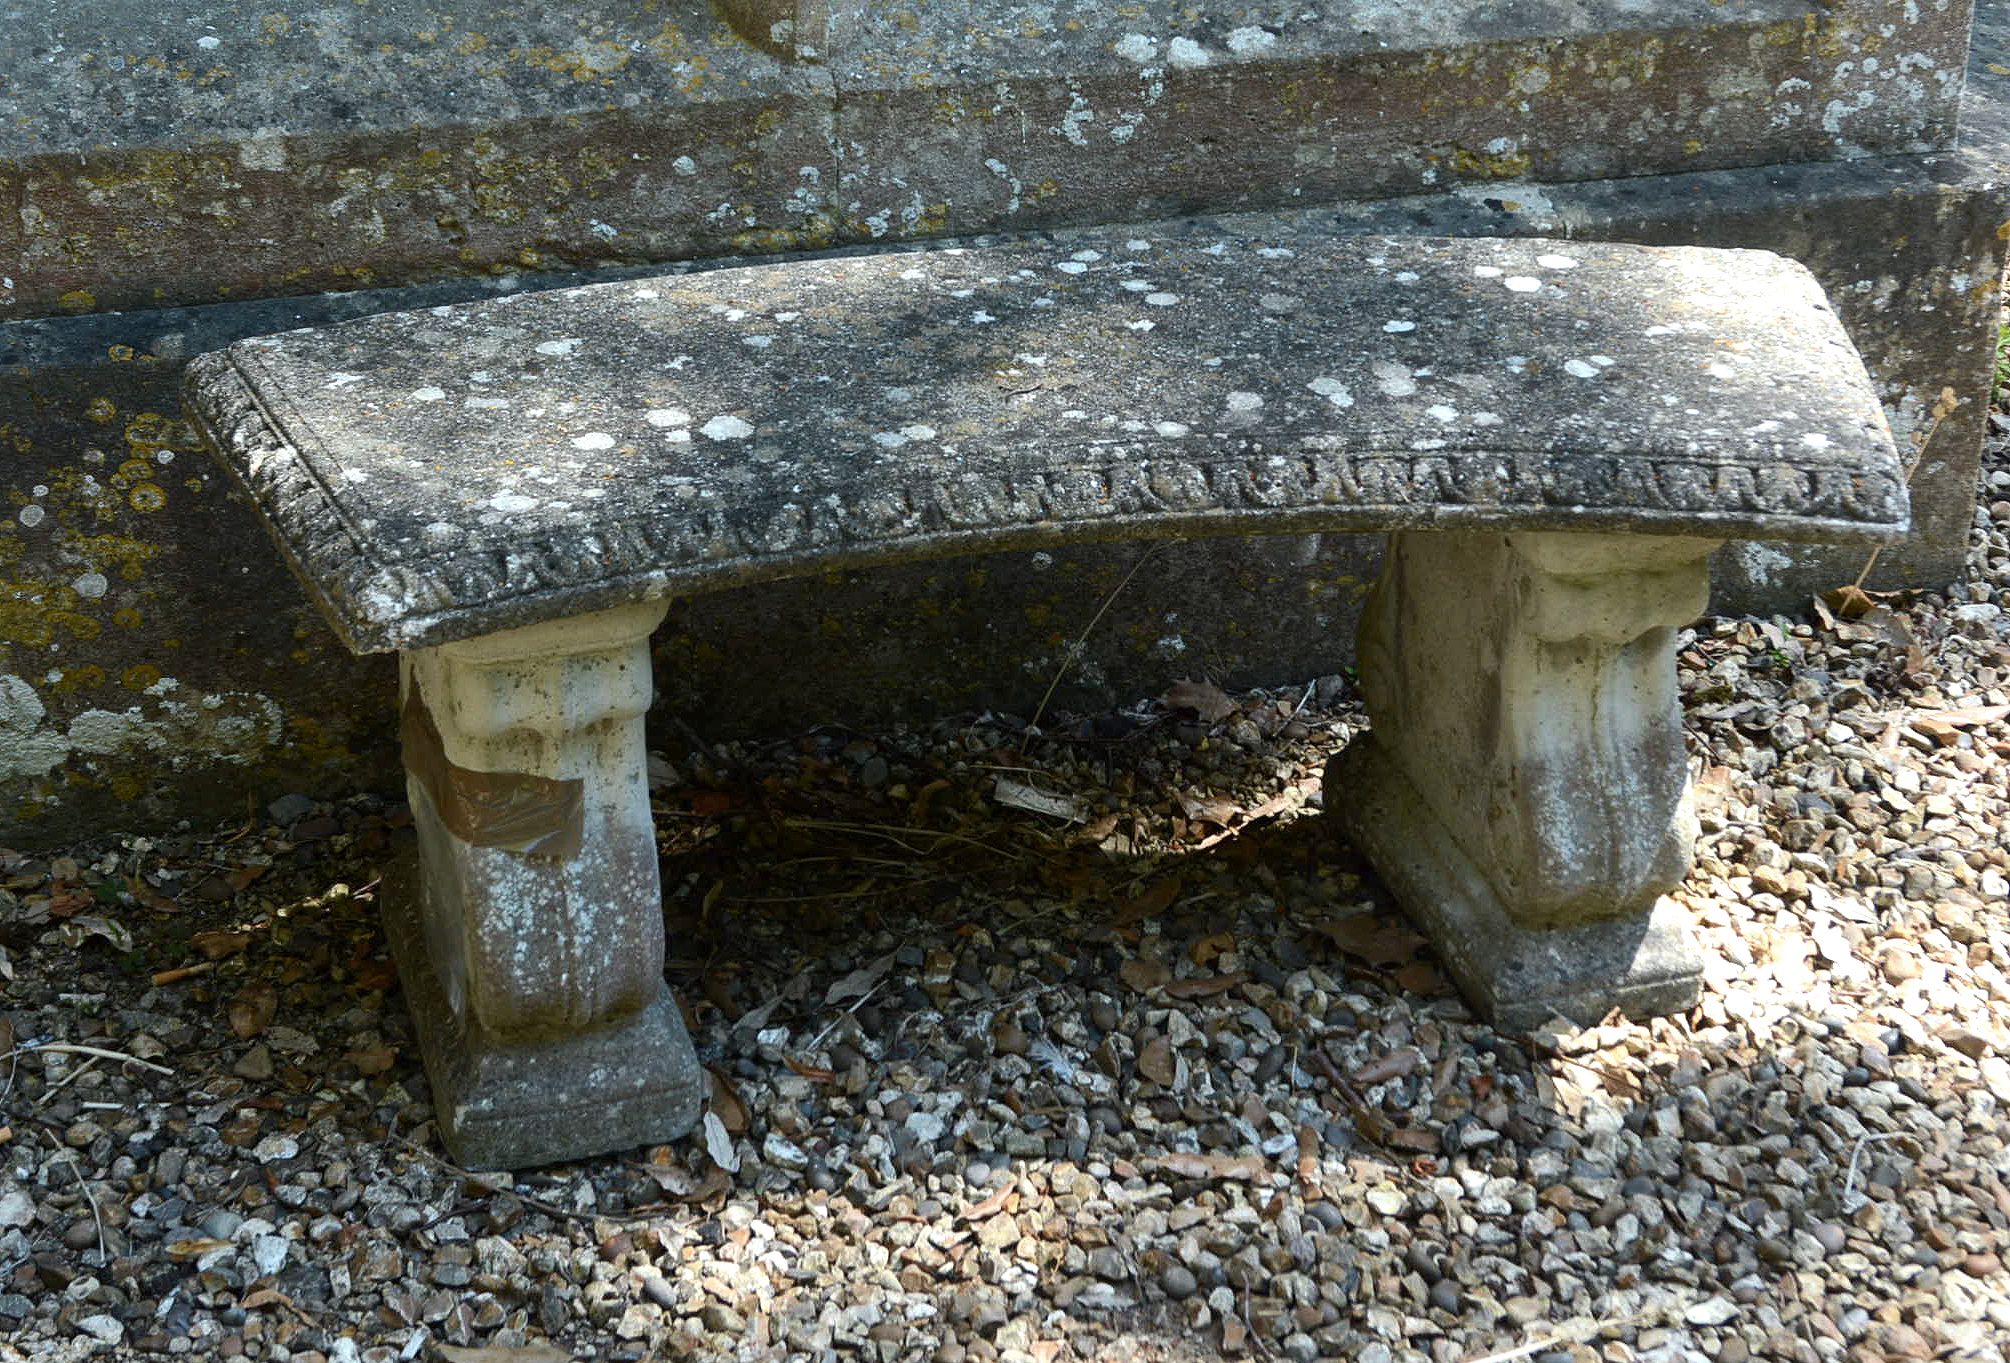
[185, 230, 1907, 1167]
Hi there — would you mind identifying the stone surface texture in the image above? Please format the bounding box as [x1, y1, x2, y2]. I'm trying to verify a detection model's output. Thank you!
[185, 233, 1904, 655]
[1355, 531, 1718, 930]
[0, 0, 1970, 320]
[397, 600, 701, 1167]
[1330, 530, 1721, 1026]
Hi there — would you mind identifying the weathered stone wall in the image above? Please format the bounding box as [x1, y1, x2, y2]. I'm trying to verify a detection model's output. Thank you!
[0, 0, 1974, 319]
[2, 0, 2002, 844]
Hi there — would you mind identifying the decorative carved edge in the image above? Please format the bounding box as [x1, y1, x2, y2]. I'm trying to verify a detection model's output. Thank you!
[186, 345, 1910, 657]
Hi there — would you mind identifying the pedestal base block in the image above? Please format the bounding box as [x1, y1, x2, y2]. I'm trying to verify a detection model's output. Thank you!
[383, 856, 703, 1169]
[1327, 742, 1703, 1031]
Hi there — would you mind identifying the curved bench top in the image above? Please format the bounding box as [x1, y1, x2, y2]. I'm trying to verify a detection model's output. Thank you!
[185, 230, 1906, 654]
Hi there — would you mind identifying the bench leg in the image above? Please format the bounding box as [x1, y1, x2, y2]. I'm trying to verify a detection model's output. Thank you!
[1328, 530, 1721, 1029]
[390, 601, 700, 1168]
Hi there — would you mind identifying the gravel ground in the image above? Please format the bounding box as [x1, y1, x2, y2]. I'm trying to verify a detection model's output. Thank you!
[3, 417, 2008, 1363]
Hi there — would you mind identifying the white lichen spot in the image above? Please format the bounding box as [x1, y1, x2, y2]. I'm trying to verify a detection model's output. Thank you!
[1564, 359, 1600, 379]
[872, 431, 910, 448]
[465, 397, 509, 410]
[1744, 419, 1782, 435]
[1707, 362, 1738, 380]
[970, 310, 997, 324]
[1226, 26, 1276, 55]
[1126, 320, 1156, 332]
[1056, 261, 1090, 275]
[410, 386, 446, 402]
[197, 34, 221, 49]
[1154, 421, 1191, 438]
[1800, 432, 1833, 450]
[1071, 249, 1103, 263]
[1126, 239, 1152, 252]
[1536, 253, 1580, 270]
[701, 415, 755, 441]
[1472, 412, 1504, 427]
[743, 335, 774, 349]
[901, 425, 938, 441]
[1503, 277, 1542, 293]
[17, 506, 44, 528]
[1504, 356, 1529, 373]
[1645, 325, 1677, 337]
[489, 493, 538, 514]
[1739, 542, 1792, 586]
[1426, 404, 1458, 423]
[1225, 391, 1264, 413]
[1121, 280, 1155, 292]
[1114, 33, 1158, 64]
[1591, 355, 1615, 367]
[1144, 292, 1181, 307]
[1307, 377, 1354, 408]
[535, 338, 582, 357]
[1166, 37, 1210, 67]
[1372, 361, 1418, 398]
[1473, 266, 1503, 278]
[326, 372, 365, 389]
[672, 155, 698, 176]
[571, 432, 616, 451]
[1257, 246, 1296, 259]
[1384, 320, 1417, 333]
[646, 408, 692, 428]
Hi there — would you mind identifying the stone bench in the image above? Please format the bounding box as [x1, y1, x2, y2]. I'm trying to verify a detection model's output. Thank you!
[183, 229, 1907, 1168]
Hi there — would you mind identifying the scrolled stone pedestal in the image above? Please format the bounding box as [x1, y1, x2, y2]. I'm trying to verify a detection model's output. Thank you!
[1328, 530, 1721, 1030]
[392, 601, 701, 1168]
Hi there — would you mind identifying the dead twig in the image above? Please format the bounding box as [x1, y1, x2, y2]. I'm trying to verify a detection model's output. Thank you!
[1840, 1130, 1912, 1213]
[1027, 542, 1171, 734]
[2, 1043, 173, 1076]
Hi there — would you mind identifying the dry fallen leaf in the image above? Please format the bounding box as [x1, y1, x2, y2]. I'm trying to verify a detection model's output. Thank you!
[1164, 971, 1249, 1000]
[57, 913, 134, 953]
[702, 1111, 741, 1174]
[993, 775, 1085, 822]
[1188, 932, 1233, 967]
[1176, 791, 1240, 828]
[1162, 679, 1237, 723]
[345, 1044, 397, 1076]
[825, 949, 896, 1006]
[1114, 875, 1182, 927]
[1118, 958, 1171, 992]
[191, 930, 253, 960]
[1314, 913, 1426, 969]
[1351, 1047, 1423, 1087]
[707, 1067, 750, 1135]
[229, 983, 278, 1040]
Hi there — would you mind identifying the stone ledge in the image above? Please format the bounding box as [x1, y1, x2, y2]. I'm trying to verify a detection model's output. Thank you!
[1, 0, 1972, 318]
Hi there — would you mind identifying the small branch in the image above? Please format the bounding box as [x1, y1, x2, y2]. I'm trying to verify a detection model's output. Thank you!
[1028, 542, 1170, 734]
[3, 1044, 173, 1076]
[1840, 1130, 1911, 1212]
